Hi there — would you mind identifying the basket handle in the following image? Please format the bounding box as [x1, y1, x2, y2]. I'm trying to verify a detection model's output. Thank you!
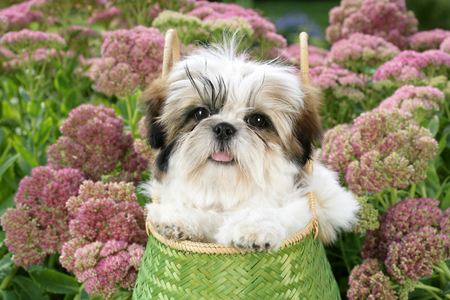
[299, 32, 319, 240]
[162, 29, 181, 78]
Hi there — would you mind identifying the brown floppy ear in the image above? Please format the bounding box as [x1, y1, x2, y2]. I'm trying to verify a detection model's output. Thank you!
[293, 83, 322, 167]
[141, 77, 168, 149]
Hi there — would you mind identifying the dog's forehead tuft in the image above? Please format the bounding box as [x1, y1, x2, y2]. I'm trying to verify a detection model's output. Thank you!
[167, 44, 305, 111]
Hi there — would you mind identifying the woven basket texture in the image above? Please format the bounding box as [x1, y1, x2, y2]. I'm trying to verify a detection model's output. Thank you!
[132, 233, 340, 300]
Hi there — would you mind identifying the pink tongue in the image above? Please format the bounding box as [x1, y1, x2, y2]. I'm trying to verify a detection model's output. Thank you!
[211, 151, 233, 162]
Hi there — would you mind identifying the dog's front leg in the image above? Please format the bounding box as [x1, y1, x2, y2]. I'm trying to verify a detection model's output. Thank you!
[215, 200, 312, 252]
[146, 203, 222, 243]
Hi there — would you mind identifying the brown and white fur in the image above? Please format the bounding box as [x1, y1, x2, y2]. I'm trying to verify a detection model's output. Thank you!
[141, 37, 359, 252]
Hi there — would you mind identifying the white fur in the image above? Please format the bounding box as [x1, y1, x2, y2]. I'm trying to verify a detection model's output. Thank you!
[143, 38, 359, 251]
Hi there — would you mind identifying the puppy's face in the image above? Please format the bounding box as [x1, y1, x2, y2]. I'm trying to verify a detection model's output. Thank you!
[142, 46, 322, 189]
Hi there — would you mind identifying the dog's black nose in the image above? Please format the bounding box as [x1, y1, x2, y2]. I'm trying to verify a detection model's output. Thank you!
[214, 123, 236, 140]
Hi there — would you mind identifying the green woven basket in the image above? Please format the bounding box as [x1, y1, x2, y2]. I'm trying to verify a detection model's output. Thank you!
[132, 30, 341, 299]
[133, 232, 340, 300]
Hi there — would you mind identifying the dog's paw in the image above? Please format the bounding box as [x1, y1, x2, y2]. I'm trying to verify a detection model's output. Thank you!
[146, 204, 204, 242]
[215, 211, 286, 252]
[153, 222, 203, 242]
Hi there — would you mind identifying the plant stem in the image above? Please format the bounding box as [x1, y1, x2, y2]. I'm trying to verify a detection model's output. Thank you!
[377, 194, 389, 209]
[339, 235, 351, 274]
[437, 262, 450, 280]
[416, 281, 443, 300]
[48, 254, 57, 269]
[410, 183, 416, 198]
[416, 281, 443, 294]
[390, 188, 398, 205]
[0, 266, 19, 290]
[421, 185, 427, 198]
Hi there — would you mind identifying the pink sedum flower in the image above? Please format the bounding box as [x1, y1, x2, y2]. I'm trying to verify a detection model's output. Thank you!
[47, 104, 148, 183]
[319, 109, 438, 196]
[440, 36, 450, 54]
[0, 29, 66, 53]
[373, 49, 450, 81]
[361, 198, 450, 284]
[326, 0, 418, 49]
[378, 85, 444, 114]
[87, 6, 121, 26]
[0, 166, 85, 267]
[188, 0, 286, 52]
[310, 64, 365, 90]
[409, 29, 450, 52]
[89, 26, 164, 97]
[60, 181, 146, 298]
[0, 1, 43, 30]
[327, 33, 400, 70]
[347, 258, 396, 300]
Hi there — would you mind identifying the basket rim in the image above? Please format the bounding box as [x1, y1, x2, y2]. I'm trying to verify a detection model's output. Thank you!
[145, 216, 317, 255]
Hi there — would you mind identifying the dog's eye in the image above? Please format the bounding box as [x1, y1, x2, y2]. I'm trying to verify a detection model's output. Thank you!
[194, 108, 210, 121]
[248, 114, 266, 127]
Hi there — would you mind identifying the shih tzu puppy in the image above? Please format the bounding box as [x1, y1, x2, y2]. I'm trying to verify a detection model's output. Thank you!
[142, 37, 359, 252]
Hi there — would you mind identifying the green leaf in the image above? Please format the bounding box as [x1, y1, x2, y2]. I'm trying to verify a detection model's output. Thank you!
[26, 100, 41, 118]
[12, 138, 37, 168]
[67, 55, 79, 75]
[61, 89, 79, 115]
[116, 100, 129, 121]
[0, 231, 5, 247]
[425, 165, 440, 190]
[18, 88, 31, 104]
[0, 253, 13, 279]
[0, 290, 18, 300]
[441, 187, 450, 210]
[0, 194, 15, 218]
[0, 128, 4, 145]
[0, 154, 19, 178]
[17, 156, 31, 176]
[12, 276, 49, 300]
[112, 291, 132, 300]
[54, 70, 70, 93]
[34, 118, 53, 148]
[29, 269, 80, 294]
[428, 115, 439, 138]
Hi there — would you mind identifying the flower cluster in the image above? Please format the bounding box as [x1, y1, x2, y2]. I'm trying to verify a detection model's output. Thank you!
[87, 26, 164, 97]
[0, 166, 85, 267]
[348, 259, 396, 300]
[0, 1, 43, 30]
[60, 181, 146, 298]
[361, 198, 450, 285]
[0, 29, 66, 53]
[281, 44, 328, 68]
[326, 0, 418, 49]
[440, 36, 450, 54]
[47, 104, 148, 183]
[352, 196, 380, 234]
[408, 29, 450, 52]
[187, 0, 286, 51]
[87, 6, 121, 27]
[327, 33, 400, 71]
[318, 108, 438, 196]
[152, 10, 210, 45]
[310, 64, 366, 102]
[373, 49, 450, 82]
[377, 85, 444, 116]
